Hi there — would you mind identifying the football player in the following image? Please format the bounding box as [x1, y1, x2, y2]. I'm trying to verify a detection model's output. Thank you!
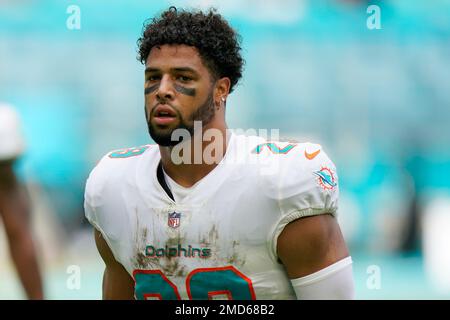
[85, 7, 354, 300]
[0, 103, 44, 299]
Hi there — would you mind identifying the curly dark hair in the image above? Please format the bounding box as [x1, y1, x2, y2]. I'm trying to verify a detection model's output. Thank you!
[137, 7, 244, 93]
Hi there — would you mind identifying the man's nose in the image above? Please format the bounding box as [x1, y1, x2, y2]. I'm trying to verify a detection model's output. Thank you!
[156, 75, 175, 101]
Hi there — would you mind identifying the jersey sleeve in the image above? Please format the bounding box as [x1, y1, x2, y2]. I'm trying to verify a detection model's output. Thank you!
[84, 153, 109, 234]
[0, 104, 26, 160]
[83, 146, 152, 265]
[269, 142, 340, 261]
[84, 144, 152, 230]
[83, 151, 126, 262]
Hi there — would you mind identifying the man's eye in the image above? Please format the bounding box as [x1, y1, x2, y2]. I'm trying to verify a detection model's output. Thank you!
[146, 76, 160, 82]
[177, 76, 192, 82]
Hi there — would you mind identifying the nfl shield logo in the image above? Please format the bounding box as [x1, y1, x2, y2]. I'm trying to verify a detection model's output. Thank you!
[168, 212, 181, 229]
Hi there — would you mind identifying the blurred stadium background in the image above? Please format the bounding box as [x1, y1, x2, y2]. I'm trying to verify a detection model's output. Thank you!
[1, 0, 450, 299]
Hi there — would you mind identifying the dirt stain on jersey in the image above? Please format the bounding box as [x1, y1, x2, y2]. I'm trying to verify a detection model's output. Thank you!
[133, 246, 161, 270]
[162, 234, 188, 277]
[166, 234, 184, 247]
[199, 224, 219, 246]
[209, 224, 219, 242]
[134, 251, 148, 269]
[140, 227, 148, 245]
[133, 208, 147, 246]
[227, 240, 246, 267]
[162, 258, 187, 277]
[132, 208, 155, 270]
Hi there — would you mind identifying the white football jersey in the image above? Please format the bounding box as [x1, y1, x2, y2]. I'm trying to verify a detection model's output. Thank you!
[0, 103, 25, 160]
[84, 133, 339, 300]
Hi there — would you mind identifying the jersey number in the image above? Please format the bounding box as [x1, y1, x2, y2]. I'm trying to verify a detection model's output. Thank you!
[109, 145, 149, 158]
[133, 266, 256, 300]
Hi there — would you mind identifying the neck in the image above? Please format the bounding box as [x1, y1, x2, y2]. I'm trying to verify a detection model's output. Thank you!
[159, 121, 229, 188]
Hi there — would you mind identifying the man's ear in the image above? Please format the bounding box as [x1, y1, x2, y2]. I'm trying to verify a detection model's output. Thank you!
[214, 77, 231, 105]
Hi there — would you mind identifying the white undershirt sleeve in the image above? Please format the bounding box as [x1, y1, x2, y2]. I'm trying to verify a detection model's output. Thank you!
[291, 256, 355, 300]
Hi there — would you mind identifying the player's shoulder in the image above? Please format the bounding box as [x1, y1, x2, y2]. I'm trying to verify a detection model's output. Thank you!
[85, 144, 158, 192]
[0, 103, 22, 135]
[283, 140, 334, 168]
[0, 102, 19, 118]
[104, 144, 155, 161]
[242, 134, 333, 166]
[0, 103, 26, 160]
[97, 144, 155, 167]
[245, 135, 338, 190]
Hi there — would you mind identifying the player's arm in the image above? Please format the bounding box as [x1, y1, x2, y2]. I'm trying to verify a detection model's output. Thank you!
[0, 160, 44, 300]
[277, 213, 355, 299]
[94, 229, 135, 300]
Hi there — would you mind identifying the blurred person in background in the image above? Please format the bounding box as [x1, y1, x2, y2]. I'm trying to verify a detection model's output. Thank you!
[0, 103, 44, 299]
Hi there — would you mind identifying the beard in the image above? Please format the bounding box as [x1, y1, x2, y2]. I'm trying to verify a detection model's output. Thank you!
[146, 90, 215, 147]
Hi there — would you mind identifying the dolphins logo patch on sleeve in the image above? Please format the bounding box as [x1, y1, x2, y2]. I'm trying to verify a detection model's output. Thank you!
[313, 167, 337, 190]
